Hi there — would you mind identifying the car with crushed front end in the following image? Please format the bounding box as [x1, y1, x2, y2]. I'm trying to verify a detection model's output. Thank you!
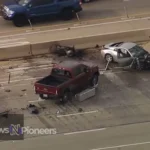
[101, 42, 150, 70]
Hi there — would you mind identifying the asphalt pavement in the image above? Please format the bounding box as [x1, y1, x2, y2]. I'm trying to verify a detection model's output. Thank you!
[0, 122, 150, 150]
[0, 42, 150, 139]
[0, 0, 150, 34]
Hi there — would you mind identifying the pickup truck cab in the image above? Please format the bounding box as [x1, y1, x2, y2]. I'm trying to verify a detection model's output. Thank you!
[1, 0, 82, 27]
[34, 61, 99, 103]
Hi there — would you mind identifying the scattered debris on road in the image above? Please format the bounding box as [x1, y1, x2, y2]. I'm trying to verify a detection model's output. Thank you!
[78, 108, 83, 112]
[27, 104, 39, 115]
[22, 89, 27, 92]
[5, 89, 11, 92]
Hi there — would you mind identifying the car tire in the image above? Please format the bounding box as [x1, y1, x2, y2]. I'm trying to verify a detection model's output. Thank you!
[90, 74, 99, 87]
[61, 8, 73, 20]
[13, 15, 27, 27]
[105, 54, 113, 62]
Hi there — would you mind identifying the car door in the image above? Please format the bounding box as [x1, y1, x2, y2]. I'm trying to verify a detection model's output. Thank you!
[79, 64, 90, 87]
[57, 0, 72, 11]
[71, 65, 89, 93]
[28, 0, 57, 17]
[116, 48, 133, 67]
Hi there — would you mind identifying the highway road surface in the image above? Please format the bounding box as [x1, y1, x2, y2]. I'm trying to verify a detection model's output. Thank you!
[0, 42, 150, 137]
[0, 122, 150, 150]
[0, 0, 150, 34]
[0, 43, 150, 149]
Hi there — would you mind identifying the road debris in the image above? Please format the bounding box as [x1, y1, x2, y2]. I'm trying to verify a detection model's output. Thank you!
[5, 89, 11, 92]
[22, 89, 27, 92]
[78, 108, 83, 112]
[27, 104, 39, 115]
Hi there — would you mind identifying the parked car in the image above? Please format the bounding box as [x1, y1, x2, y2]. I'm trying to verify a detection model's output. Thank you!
[101, 42, 150, 70]
[1, 0, 82, 27]
[34, 61, 99, 103]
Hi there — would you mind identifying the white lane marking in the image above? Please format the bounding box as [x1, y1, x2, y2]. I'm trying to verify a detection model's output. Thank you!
[9, 67, 51, 75]
[22, 27, 150, 43]
[28, 99, 45, 103]
[8, 64, 53, 72]
[0, 42, 30, 48]
[0, 26, 147, 46]
[91, 141, 150, 150]
[64, 128, 106, 136]
[0, 38, 26, 43]
[0, 16, 150, 39]
[57, 110, 98, 118]
[2, 83, 32, 88]
[99, 70, 128, 74]
[0, 77, 42, 84]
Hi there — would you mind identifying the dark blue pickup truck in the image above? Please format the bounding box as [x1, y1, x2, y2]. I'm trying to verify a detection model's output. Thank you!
[1, 0, 82, 27]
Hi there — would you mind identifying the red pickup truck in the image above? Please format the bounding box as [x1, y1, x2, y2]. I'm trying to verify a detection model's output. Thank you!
[34, 61, 99, 103]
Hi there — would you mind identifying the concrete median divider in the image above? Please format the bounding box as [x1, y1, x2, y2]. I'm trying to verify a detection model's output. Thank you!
[58, 29, 150, 48]
[31, 29, 150, 56]
[31, 41, 59, 55]
[0, 41, 32, 60]
[0, 29, 150, 60]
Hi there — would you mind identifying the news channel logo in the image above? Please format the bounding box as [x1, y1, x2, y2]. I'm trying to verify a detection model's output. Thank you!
[0, 124, 57, 136]
[0, 114, 24, 140]
[0, 113, 57, 141]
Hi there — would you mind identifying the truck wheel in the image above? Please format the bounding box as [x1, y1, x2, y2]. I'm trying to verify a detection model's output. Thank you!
[61, 8, 73, 20]
[61, 91, 72, 103]
[90, 74, 99, 87]
[13, 15, 26, 27]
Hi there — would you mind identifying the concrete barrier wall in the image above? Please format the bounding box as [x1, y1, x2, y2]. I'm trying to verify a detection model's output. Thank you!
[31, 41, 59, 55]
[0, 29, 150, 60]
[31, 29, 150, 55]
[58, 29, 150, 49]
[0, 42, 31, 60]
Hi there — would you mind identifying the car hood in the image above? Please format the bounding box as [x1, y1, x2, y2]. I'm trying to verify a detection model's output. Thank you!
[4, 0, 17, 6]
[135, 50, 149, 58]
[3, 0, 25, 11]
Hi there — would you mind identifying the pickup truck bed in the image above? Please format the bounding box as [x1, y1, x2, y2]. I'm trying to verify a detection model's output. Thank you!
[37, 75, 68, 87]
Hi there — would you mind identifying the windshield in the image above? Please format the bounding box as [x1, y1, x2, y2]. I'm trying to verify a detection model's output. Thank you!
[17, 0, 31, 6]
[128, 45, 146, 57]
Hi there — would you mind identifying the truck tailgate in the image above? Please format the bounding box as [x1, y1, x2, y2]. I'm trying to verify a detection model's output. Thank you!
[34, 83, 58, 95]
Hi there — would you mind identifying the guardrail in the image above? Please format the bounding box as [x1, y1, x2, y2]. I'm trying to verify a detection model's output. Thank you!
[0, 29, 150, 60]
